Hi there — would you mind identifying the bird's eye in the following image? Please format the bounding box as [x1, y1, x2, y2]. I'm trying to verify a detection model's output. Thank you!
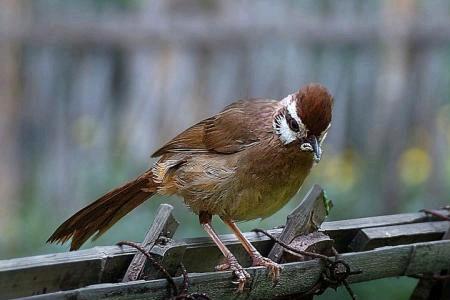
[287, 116, 300, 132]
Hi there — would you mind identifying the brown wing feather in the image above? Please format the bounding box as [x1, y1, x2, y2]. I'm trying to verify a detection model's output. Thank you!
[152, 99, 278, 157]
[151, 121, 209, 157]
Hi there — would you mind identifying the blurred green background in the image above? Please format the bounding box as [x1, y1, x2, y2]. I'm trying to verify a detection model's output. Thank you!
[1, 0, 450, 299]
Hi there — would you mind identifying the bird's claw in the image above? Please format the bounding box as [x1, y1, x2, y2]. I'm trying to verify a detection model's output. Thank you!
[215, 256, 250, 292]
[252, 254, 282, 284]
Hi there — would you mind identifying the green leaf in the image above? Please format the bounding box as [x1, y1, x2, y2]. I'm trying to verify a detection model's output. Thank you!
[322, 191, 334, 216]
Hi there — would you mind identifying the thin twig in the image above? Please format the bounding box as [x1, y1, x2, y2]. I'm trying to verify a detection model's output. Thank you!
[118, 241, 211, 300]
[420, 209, 450, 222]
[179, 263, 189, 296]
[117, 241, 179, 296]
[253, 228, 333, 262]
[254, 228, 359, 300]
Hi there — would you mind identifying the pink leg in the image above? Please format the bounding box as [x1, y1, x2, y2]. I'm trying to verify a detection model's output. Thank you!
[199, 212, 250, 291]
[223, 219, 282, 282]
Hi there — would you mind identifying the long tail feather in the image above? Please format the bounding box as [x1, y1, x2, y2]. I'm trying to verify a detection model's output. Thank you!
[47, 171, 155, 250]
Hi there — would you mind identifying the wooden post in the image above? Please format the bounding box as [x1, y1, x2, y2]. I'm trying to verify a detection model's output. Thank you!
[268, 184, 330, 262]
[122, 204, 179, 282]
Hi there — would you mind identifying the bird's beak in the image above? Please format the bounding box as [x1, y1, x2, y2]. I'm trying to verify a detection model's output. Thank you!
[300, 135, 322, 163]
[310, 135, 322, 162]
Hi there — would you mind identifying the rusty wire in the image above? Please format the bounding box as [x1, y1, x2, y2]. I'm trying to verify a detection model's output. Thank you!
[252, 228, 333, 262]
[172, 263, 211, 300]
[117, 241, 211, 300]
[253, 228, 361, 300]
[420, 208, 450, 222]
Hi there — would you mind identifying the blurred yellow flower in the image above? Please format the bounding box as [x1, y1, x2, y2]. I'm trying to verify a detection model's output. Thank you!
[398, 147, 431, 186]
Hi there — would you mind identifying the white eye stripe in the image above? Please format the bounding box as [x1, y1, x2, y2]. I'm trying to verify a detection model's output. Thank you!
[319, 123, 331, 145]
[274, 93, 309, 145]
[286, 96, 303, 126]
[273, 114, 297, 144]
[281, 93, 306, 130]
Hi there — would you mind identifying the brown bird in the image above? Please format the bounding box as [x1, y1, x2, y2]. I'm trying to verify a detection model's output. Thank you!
[48, 83, 333, 290]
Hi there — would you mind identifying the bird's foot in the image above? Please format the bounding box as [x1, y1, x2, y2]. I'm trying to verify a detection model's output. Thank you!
[251, 254, 282, 283]
[215, 255, 251, 292]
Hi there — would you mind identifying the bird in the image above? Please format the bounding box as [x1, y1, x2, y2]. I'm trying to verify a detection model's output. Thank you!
[47, 83, 333, 291]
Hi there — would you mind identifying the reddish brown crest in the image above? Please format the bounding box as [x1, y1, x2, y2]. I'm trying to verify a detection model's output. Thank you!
[296, 83, 333, 136]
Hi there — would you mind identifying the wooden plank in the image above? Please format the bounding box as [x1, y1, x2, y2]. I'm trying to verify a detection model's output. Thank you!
[268, 184, 329, 262]
[438, 227, 450, 300]
[122, 204, 178, 282]
[322, 209, 449, 252]
[0, 232, 280, 299]
[19, 240, 450, 300]
[1, 210, 448, 299]
[0, 246, 132, 299]
[283, 232, 334, 262]
[350, 221, 449, 251]
[439, 228, 450, 299]
[410, 218, 450, 300]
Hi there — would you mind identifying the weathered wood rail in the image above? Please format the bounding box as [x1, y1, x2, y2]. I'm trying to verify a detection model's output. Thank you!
[1, 190, 449, 300]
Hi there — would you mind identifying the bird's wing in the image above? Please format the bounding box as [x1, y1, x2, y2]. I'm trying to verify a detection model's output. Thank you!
[151, 99, 278, 157]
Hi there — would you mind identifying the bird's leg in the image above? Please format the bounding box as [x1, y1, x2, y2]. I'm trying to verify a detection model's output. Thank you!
[199, 211, 250, 292]
[223, 219, 282, 282]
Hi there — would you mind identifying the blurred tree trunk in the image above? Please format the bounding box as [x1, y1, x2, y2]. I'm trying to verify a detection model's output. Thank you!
[0, 0, 22, 249]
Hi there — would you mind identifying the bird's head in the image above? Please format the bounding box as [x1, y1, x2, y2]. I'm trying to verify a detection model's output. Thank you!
[274, 83, 333, 163]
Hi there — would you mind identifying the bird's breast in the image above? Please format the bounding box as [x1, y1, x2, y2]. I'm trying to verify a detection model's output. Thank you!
[163, 138, 315, 221]
[221, 140, 315, 221]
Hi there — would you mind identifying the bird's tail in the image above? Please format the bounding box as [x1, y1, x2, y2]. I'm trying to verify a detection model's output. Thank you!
[47, 171, 156, 250]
